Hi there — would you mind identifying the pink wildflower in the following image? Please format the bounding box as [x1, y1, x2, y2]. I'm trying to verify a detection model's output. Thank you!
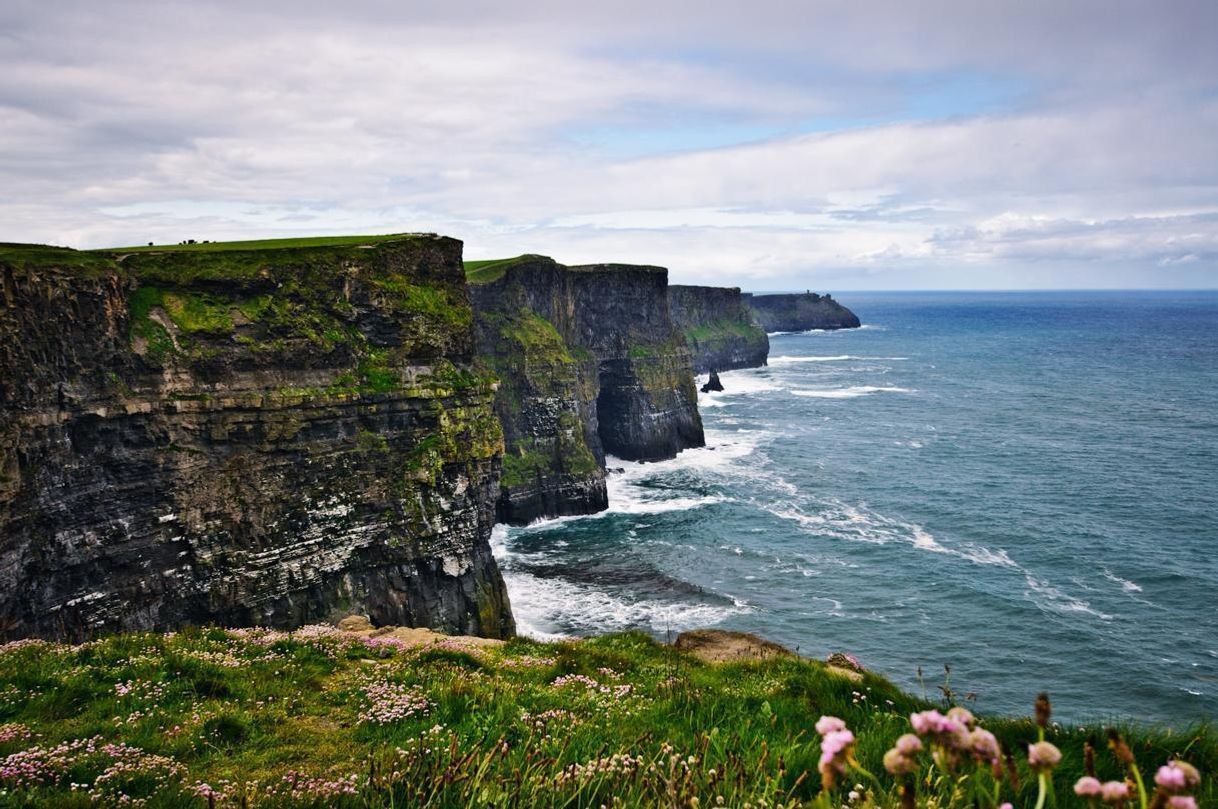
[946, 706, 976, 729]
[815, 715, 846, 736]
[895, 733, 922, 756]
[1101, 780, 1130, 803]
[1155, 761, 1201, 792]
[968, 728, 1001, 764]
[1167, 797, 1197, 809]
[1027, 741, 1062, 772]
[817, 728, 855, 788]
[1074, 776, 1103, 797]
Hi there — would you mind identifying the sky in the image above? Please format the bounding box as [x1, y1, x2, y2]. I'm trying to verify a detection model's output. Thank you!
[1, 1, 1216, 290]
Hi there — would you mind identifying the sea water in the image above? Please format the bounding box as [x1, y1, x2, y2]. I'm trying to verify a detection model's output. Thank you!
[492, 291, 1218, 725]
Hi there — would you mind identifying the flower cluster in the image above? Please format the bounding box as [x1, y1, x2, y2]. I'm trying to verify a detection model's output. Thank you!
[358, 679, 431, 725]
[0, 723, 33, 745]
[814, 716, 855, 789]
[551, 673, 633, 699]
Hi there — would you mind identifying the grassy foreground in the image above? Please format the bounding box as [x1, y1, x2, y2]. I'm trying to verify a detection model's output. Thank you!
[0, 627, 1210, 808]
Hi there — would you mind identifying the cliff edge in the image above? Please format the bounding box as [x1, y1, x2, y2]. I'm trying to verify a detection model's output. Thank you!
[668, 284, 769, 373]
[746, 291, 861, 332]
[468, 255, 704, 525]
[0, 236, 514, 641]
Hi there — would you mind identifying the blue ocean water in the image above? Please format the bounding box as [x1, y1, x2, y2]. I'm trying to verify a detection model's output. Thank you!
[492, 291, 1218, 725]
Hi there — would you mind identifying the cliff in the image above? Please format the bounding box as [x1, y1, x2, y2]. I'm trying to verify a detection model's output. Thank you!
[746, 291, 861, 332]
[0, 236, 514, 641]
[468, 256, 704, 524]
[668, 284, 769, 373]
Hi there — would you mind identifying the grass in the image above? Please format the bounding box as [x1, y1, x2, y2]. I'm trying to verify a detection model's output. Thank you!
[463, 255, 544, 285]
[98, 234, 430, 254]
[0, 243, 118, 274]
[0, 628, 1210, 808]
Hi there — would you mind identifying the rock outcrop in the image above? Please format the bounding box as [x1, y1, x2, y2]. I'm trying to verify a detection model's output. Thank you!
[668, 285, 769, 373]
[469, 255, 704, 525]
[745, 292, 861, 332]
[0, 236, 514, 641]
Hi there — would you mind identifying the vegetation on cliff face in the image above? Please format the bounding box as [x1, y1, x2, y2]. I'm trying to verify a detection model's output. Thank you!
[0, 629, 1209, 808]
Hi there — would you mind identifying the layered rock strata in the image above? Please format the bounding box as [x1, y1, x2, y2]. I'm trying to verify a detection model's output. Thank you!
[668, 285, 769, 373]
[468, 256, 704, 525]
[746, 292, 861, 332]
[0, 236, 514, 641]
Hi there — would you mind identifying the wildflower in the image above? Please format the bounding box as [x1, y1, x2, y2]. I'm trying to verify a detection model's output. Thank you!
[883, 747, 918, 776]
[1167, 797, 1197, 809]
[946, 706, 976, 729]
[895, 733, 922, 756]
[1155, 761, 1200, 793]
[815, 715, 846, 735]
[1027, 741, 1062, 772]
[968, 728, 1001, 765]
[817, 726, 855, 788]
[1075, 776, 1103, 797]
[1100, 780, 1130, 804]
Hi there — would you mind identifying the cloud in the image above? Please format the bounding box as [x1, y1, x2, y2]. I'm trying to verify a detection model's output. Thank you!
[0, 0, 1216, 288]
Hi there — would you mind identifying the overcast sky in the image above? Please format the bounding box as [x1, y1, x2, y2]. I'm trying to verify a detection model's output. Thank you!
[2, 1, 1216, 289]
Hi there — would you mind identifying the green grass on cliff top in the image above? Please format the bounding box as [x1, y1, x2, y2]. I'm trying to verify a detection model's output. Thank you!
[463, 255, 543, 285]
[0, 628, 1210, 808]
[98, 233, 434, 254]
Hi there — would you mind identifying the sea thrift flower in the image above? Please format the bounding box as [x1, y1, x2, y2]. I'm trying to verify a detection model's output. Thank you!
[947, 706, 976, 729]
[1155, 761, 1201, 792]
[883, 748, 918, 776]
[815, 716, 846, 736]
[1100, 780, 1130, 804]
[895, 733, 922, 756]
[1075, 776, 1103, 798]
[967, 728, 1000, 764]
[813, 717, 857, 789]
[1027, 741, 1062, 772]
[1167, 797, 1197, 809]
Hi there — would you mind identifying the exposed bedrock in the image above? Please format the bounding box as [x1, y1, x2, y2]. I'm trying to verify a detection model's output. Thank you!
[469, 256, 704, 524]
[745, 291, 861, 332]
[0, 237, 514, 641]
[668, 285, 769, 373]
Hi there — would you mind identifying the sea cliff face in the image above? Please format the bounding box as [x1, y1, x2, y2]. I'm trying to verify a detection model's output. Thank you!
[469, 256, 704, 525]
[668, 285, 769, 373]
[0, 237, 514, 641]
[746, 292, 861, 332]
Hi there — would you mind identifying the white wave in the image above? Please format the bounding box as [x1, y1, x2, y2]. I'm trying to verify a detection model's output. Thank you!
[1024, 575, 1114, 621]
[1102, 569, 1143, 593]
[766, 500, 1016, 569]
[697, 372, 783, 401]
[499, 567, 750, 640]
[790, 386, 915, 399]
[769, 355, 908, 364]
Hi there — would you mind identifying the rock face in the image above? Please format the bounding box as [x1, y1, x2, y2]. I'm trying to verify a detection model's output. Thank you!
[745, 292, 861, 332]
[469, 256, 704, 524]
[668, 285, 769, 373]
[0, 237, 514, 641]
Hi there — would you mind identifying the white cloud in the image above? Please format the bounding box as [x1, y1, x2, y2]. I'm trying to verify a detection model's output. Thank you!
[1, 0, 1216, 288]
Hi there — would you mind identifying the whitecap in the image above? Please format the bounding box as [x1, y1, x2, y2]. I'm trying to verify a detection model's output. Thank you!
[497, 566, 751, 640]
[1102, 569, 1143, 593]
[790, 386, 915, 399]
[1024, 574, 1114, 621]
[769, 355, 908, 364]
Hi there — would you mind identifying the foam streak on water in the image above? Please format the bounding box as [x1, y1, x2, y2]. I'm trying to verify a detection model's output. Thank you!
[493, 292, 1218, 725]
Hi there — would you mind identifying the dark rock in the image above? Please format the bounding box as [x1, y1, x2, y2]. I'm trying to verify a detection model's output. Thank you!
[469, 256, 704, 524]
[0, 237, 514, 641]
[700, 371, 724, 393]
[745, 291, 861, 332]
[668, 285, 769, 373]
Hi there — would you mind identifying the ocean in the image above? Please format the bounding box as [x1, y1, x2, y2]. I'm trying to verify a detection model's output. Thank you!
[491, 291, 1218, 725]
